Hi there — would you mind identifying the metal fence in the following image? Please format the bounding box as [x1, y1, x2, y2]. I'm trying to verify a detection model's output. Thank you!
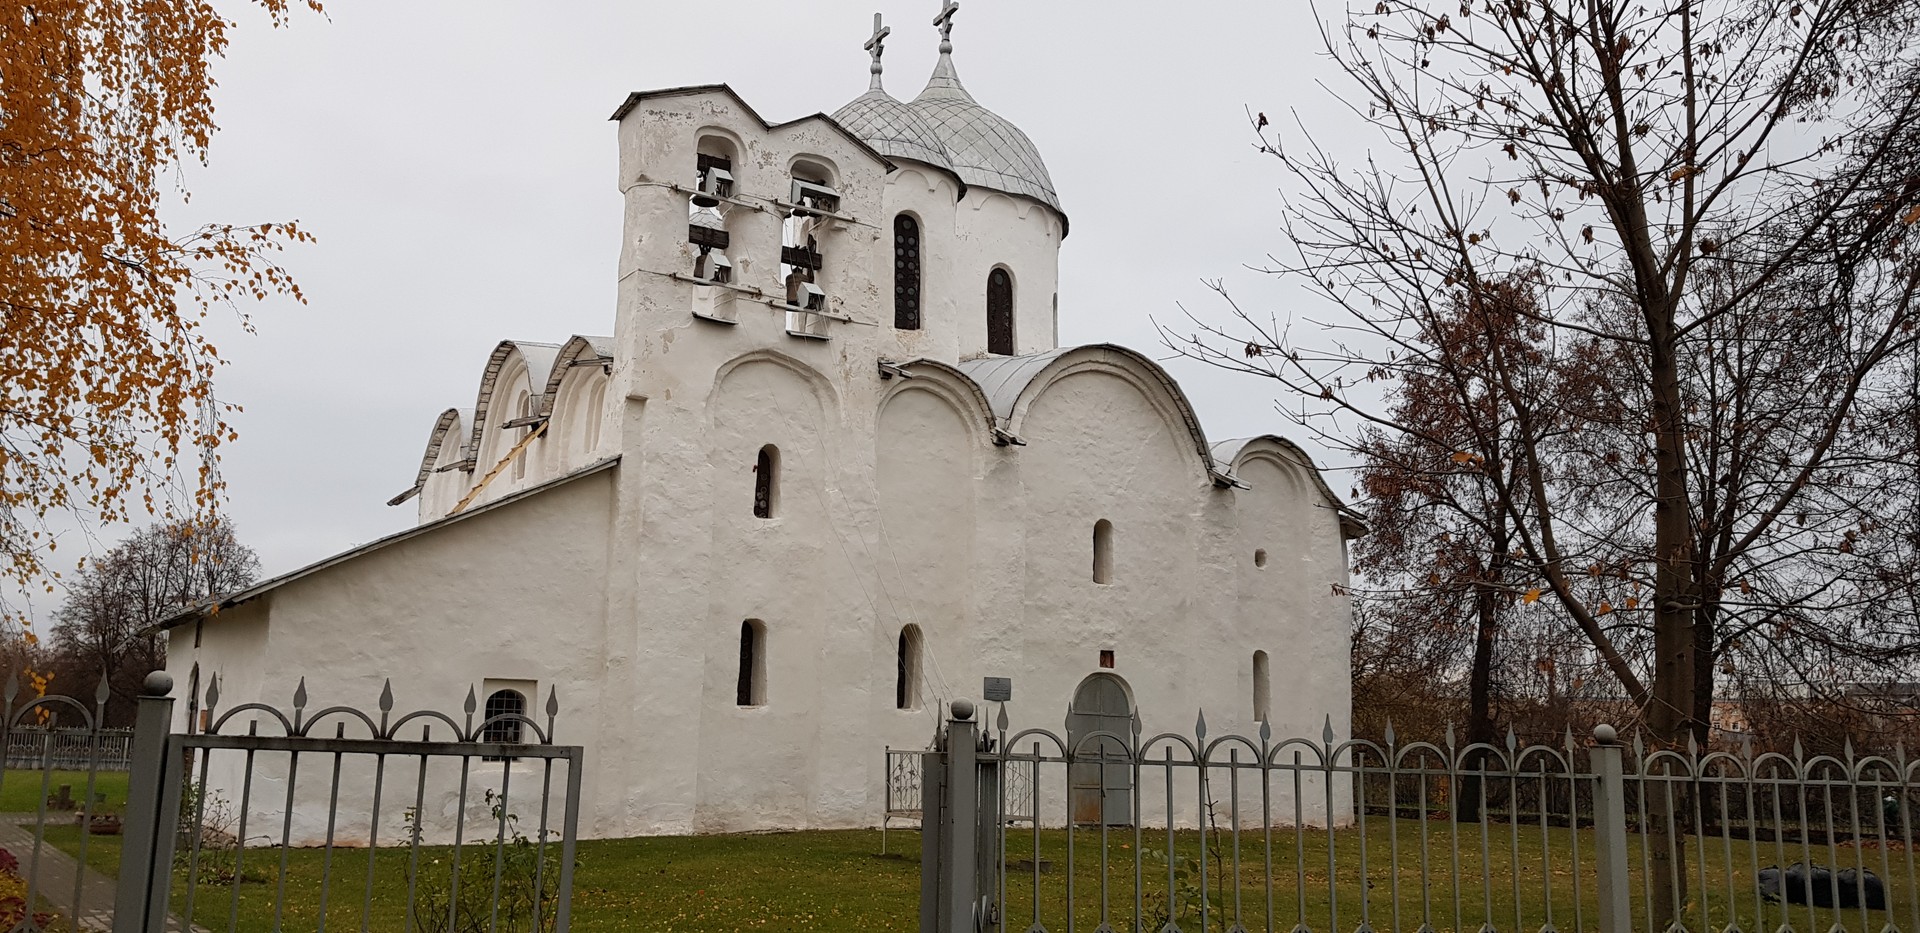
[4, 728, 133, 772]
[919, 699, 1920, 933]
[0, 676, 128, 932]
[0, 671, 585, 933]
[885, 746, 1038, 854]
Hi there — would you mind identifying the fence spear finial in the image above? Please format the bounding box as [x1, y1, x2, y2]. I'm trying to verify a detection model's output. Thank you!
[378, 679, 394, 735]
[1195, 708, 1208, 742]
[1384, 719, 1397, 748]
[1323, 714, 1336, 747]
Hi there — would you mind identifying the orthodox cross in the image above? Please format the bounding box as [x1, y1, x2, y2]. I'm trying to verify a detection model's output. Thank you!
[864, 12, 890, 87]
[933, 0, 959, 51]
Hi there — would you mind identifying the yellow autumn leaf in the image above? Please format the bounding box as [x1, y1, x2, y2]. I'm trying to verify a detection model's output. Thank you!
[1523, 588, 1542, 604]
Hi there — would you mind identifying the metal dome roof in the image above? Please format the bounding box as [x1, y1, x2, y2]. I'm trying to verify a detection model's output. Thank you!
[831, 88, 955, 173]
[909, 53, 1059, 212]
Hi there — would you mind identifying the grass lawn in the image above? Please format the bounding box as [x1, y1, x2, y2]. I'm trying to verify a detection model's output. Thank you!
[0, 768, 128, 815]
[30, 817, 1920, 932]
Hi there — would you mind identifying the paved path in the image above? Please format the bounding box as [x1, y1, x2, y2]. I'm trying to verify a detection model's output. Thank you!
[0, 814, 208, 932]
[0, 813, 117, 931]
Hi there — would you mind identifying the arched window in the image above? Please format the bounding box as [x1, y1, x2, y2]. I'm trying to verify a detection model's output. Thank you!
[737, 620, 767, 707]
[896, 625, 923, 710]
[1092, 519, 1113, 584]
[987, 268, 1014, 354]
[1253, 651, 1271, 721]
[753, 445, 779, 519]
[482, 689, 526, 745]
[894, 215, 922, 330]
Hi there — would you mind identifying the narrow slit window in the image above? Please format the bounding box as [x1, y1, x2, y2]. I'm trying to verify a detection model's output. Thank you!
[894, 215, 921, 330]
[737, 620, 766, 706]
[987, 268, 1014, 354]
[1092, 519, 1113, 584]
[896, 625, 922, 710]
[754, 445, 779, 519]
[1253, 651, 1271, 721]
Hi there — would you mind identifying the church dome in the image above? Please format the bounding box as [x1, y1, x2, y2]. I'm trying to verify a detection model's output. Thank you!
[909, 53, 1060, 213]
[831, 88, 955, 173]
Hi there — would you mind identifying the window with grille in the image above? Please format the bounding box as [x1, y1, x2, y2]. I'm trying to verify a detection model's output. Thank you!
[894, 215, 921, 330]
[987, 268, 1014, 354]
[482, 689, 526, 759]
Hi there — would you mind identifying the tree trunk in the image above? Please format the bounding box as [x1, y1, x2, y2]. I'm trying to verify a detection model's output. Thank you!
[1457, 564, 1502, 823]
[1646, 310, 1699, 929]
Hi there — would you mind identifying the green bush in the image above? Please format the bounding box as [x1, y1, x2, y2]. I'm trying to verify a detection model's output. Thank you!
[406, 790, 565, 933]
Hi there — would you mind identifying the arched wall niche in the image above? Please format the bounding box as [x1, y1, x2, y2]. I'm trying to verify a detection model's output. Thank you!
[466, 340, 562, 467]
[550, 366, 612, 470]
[706, 349, 840, 425]
[877, 366, 993, 450]
[1003, 347, 1214, 487]
[477, 357, 534, 472]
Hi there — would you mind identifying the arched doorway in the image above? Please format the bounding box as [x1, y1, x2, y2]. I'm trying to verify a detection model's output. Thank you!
[1066, 672, 1133, 825]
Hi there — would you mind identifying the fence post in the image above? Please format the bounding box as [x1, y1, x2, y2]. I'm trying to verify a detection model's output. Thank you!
[925, 700, 979, 933]
[919, 744, 947, 933]
[114, 671, 178, 933]
[1591, 723, 1633, 933]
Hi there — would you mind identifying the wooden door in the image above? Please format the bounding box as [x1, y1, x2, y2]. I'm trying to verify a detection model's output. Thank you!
[1067, 674, 1133, 825]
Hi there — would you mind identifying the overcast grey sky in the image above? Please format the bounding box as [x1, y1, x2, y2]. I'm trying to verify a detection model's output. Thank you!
[24, 1, 1375, 617]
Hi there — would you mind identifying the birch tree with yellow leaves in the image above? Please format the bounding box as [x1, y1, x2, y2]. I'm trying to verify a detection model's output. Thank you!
[0, 0, 318, 630]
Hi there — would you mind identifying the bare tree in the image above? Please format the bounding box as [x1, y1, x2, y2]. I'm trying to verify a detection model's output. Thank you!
[47, 519, 258, 723]
[1164, 0, 1920, 920]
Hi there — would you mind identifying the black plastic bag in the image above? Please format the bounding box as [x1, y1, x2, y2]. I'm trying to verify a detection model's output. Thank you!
[1758, 862, 1887, 910]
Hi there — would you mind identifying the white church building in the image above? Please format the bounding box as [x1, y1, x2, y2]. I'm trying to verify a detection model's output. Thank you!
[162, 6, 1361, 838]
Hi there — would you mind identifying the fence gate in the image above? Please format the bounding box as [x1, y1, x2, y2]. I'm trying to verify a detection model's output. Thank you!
[0, 671, 585, 933]
[922, 696, 1920, 933]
